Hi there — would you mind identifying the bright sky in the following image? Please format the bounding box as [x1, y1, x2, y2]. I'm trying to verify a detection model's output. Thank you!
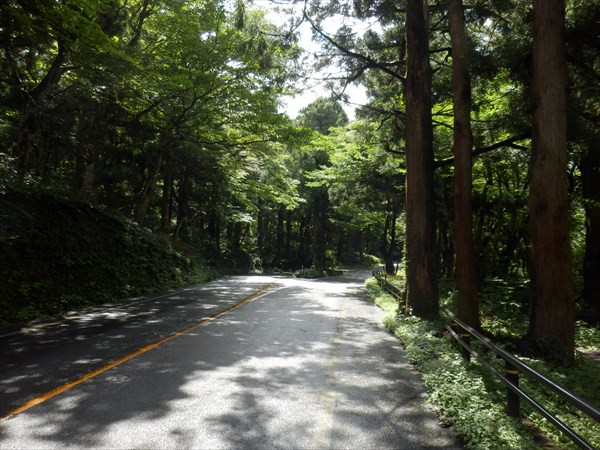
[254, 0, 371, 119]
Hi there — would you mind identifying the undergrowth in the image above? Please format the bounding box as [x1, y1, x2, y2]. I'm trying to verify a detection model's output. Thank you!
[0, 187, 238, 327]
[365, 276, 600, 450]
[294, 266, 328, 279]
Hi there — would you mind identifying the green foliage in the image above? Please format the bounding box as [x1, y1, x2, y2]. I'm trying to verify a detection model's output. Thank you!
[367, 276, 600, 450]
[0, 186, 219, 326]
[443, 278, 599, 448]
[518, 356, 600, 450]
[294, 266, 328, 279]
[296, 97, 349, 135]
[1, 0, 598, 355]
[575, 321, 600, 351]
[478, 278, 531, 339]
[345, 253, 381, 268]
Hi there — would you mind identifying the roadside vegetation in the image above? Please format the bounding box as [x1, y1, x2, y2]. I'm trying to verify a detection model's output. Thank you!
[1, 0, 598, 433]
[0, 182, 378, 326]
[0, 186, 241, 327]
[366, 275, 600, 450]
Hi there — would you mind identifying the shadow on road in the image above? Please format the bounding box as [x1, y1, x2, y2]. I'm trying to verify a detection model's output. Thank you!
[0, 272, 460, 449]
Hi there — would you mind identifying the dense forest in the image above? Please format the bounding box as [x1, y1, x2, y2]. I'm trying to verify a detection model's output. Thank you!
[0, 0, 598, 365]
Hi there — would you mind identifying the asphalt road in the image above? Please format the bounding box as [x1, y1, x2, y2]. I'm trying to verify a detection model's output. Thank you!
[0, 271, 460, 449]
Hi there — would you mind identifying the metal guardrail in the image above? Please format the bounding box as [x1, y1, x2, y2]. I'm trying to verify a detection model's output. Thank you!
[372, 270, 406, 313]
[445, 309, 600, 450]
[371, 273, 600, 448]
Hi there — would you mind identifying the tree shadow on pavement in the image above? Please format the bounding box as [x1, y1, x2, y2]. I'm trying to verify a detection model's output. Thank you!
[0, 272, 461, 449]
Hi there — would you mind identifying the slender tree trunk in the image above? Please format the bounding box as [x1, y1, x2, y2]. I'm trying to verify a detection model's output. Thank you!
[405, 0, 439, 318]
[380, 202, 399, 274]
[448, 0, 479, 328]
[79, 108, 100, 201]
[207, 208, 221, 252]
[285, 210, 292, 263]
[257, 204, 268, 265]
[528, 0, 574, 365]
[134, 146, 167, 225]
[437, 209, 454, 277]
[79, 158, 96, 200]
[582, 141, 600, 322]
[272, 204, 285, 267]
[14, 42, 67, 171]
[299, 211, 313, 267]
[174, 170, 191, 241]
[380, 211, 391, 270]
[312, 191, 328, 271]
[231, 222, 242, 256]
[160, 172, 172, 233]
[388, 205, 398, 273]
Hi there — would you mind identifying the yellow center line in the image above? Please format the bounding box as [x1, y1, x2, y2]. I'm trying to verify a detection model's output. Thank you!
[2, 282, 276, 420]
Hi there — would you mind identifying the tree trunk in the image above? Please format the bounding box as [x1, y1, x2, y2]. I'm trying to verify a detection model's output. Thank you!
[134, 146, 167, 225]
[160, 172, 173, 233]
[437, 208, 454, 278]
[380, 203, 399, 274]
[78, 107, 100, 201]
[79, 159, 96, 201]
[387, 207, 397, 274]
[271, 204, 285, 267]
[582, 141, 600, 323]
[173, 170, 191, 241]
[312, 191, 328, 271]
[14, 42, 67, 171]
[285, 210, 292, 263]
[405, 0, 439, 318]
[231, 222, 242, 256]
[208, 210, 221, 252]
[448, 0, 479, 328]
[299, 210, 313, 267]
[528, 0, 574, 365]
[257, 204, 269, 266]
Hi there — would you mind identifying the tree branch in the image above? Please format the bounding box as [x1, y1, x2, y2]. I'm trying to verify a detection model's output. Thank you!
[302, 9, 406, 84]
[435, 131, 531, 168]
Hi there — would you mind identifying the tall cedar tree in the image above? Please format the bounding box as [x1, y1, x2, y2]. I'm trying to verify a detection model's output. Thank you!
[448, 0, 479, 328]
[582, 143, 600, 322]
[529, 0, 575, 364]
[405, 0, 439, 318]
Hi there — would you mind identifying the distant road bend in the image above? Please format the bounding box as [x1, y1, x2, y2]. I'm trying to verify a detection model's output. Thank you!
[0, 271, 460, 449]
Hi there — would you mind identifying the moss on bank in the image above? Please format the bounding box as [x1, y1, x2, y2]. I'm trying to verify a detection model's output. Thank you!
[0, 187, 221, 326]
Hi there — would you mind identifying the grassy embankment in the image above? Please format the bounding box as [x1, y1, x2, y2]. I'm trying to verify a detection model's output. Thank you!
[366, 274, 600, 450]
[0, 186, 239, 327]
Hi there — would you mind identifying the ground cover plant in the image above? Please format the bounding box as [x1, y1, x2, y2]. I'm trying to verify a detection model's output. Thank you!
[366, 275, 600, 450]
[0, 186, 240, 326]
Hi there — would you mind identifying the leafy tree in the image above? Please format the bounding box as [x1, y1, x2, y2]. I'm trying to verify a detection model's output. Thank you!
[2, 0, 599, 369]
[294, 97, 349, 271]
[313, 119, 405, 270]
[297, 97, 349, 134]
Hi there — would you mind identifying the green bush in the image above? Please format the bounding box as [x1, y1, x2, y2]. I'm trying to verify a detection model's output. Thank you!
[0, 187, 209, 326]
[366, 277, 600, 449]
[294, 266, 328, 279]
[366, 278, 538, 449]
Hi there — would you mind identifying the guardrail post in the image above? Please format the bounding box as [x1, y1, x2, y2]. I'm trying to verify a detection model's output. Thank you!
[460, 332, 471, 362]
[450, 322, 471, 362]
[505, 362, 520, 417]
